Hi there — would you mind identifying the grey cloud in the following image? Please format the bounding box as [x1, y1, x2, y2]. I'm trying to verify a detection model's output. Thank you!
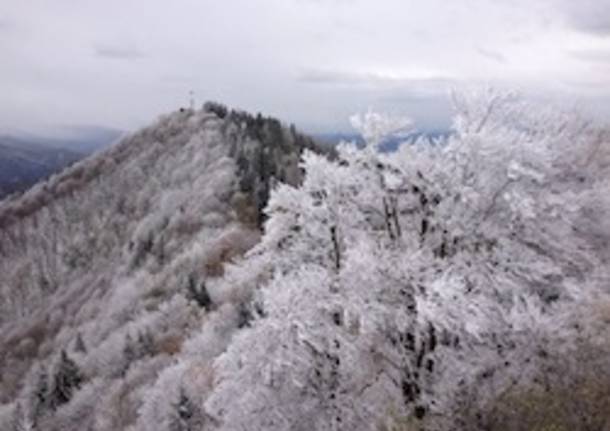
[94, 45, 146, 60]
[476, 46, 507, 64]
[570, 49, 610, 63]
[0, 17, 11, 30]
[159, 73, 197, 84]
[297, 69, 359, 84]
[297, 68, 453, 88]
[570, 17, 610, 36]
[558, 0, 610, 35]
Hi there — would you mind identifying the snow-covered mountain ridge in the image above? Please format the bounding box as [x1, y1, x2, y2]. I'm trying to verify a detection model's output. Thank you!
[1, 91, 610, 431]
[0, 103, 319, 429]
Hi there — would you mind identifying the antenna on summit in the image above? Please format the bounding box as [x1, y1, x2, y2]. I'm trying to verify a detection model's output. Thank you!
[189, 90, 195, 110]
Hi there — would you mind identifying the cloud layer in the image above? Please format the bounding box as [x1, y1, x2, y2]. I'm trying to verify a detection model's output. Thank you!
[1, 0, 610, 133]
[94, 45, 146, 60]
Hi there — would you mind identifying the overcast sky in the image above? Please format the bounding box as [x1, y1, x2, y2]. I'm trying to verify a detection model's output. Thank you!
[1, 0, 610, 134]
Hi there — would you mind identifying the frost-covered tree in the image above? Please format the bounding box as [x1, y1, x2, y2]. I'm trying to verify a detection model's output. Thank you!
[201, 90, 610, 430]
[122, 330, 156, 375]
[10, 403, 34, 431]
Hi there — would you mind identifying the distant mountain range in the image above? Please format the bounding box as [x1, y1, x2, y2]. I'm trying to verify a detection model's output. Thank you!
[0, 127, 123, 200]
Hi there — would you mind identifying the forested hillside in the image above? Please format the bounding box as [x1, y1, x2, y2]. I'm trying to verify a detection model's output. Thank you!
[1, 91, 609, 431]
[0, 102, 319, 430]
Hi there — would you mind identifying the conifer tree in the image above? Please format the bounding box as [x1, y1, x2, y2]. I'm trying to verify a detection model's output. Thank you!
[30, 364, 49, 425]
[11, 402, 34, 431]
[136, 330, 155, 357]
[122, 333, 137, 375]
[186, 274, 212, 310]
[168, 387, 196, 431]
[74, 332, 87, 354]
[50, 350, 83, 410]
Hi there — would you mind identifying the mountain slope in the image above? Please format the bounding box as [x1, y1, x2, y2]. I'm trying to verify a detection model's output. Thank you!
[0, 104, 320, 429]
